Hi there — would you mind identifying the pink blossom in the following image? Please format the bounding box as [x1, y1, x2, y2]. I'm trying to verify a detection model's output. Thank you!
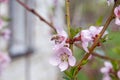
[107, 0, 114, 6]
[50, 47, 76, 71]
[100, 61, 112, 74]
[80, 26, 107, 52]
[117, 70, 120, 79]
[89, 26, 108, 38]
[51, 26, 68, 50]
[100, 61, 112, 80]
[103, 74, 111, 80]
[0, 52, 11, 74]
[0, 0, 8, 3]
[80, 30, 92, 52]
[114, 5, 120, 25]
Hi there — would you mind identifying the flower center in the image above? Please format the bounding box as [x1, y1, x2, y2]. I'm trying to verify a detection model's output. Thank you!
[61, 53, 69, 62]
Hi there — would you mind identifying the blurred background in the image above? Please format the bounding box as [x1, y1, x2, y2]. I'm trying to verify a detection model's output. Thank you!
[0, 0, 120, 80]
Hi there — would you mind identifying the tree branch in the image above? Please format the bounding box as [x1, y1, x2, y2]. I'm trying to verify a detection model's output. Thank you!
[16, 0, 57, 32]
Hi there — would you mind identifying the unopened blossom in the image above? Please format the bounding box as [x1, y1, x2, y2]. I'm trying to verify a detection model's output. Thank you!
[117, 70, 120, 79]
[100, 61, 112, 80]
[0, 52, 11, 73]
[50, 47, 76, 71]
[114, 5, 120, 25]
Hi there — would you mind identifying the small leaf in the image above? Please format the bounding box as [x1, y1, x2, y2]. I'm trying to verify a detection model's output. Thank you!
[112, 47, 120, 55]
[95, 16, 103, 26]
[70, 67, 76, 76]
[64, 71, 72, 78]
[1, 16, 11, 22]
[81, 60, 88, 65]
[70, 27, 81, 38]
[111, 61, 119, 71]
[100, 34, 108, 43]
[63, 76, 70, 80]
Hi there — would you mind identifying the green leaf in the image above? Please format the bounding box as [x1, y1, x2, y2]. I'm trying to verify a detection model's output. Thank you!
[81, 60, 88, 65]
[1, 16, 11, 22]
[100, 34, 108, 43]
[70, 67, 76, 76]
[95, 16, 103, 26]
[70, 27, 81, 38]
[111, 61, 119, 71]
[112, 47, 120, 55]
[64, 71, 72, 78]
[63, 76, 70, 80]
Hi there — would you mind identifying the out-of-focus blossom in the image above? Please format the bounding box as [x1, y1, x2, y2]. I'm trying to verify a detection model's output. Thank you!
[114, 5, 120, 25]
[107, 0, 114, 6]
[100, 61, 112, 74]
[0, 52, 11, 73]
[117, 70, 120, 79]
[0, 0, 8, 3]
[103, 74, 111, 80]
[100, 61, 112, 80]
[50, 47, 76, 71]
[1, 29, 11, 40]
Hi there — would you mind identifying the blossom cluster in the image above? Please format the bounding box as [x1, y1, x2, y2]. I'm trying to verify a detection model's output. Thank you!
[100, 61, 120, 80]
[49, 0, 120, 74]
[50, 25, 108, 71]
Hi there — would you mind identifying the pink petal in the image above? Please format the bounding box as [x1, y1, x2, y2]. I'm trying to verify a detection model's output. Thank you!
[59, 47, 72, 56]
[82, 42, 89, 53]
[104, 61, 112, 68]
[107, 0, 114, 6]
[100, 67, 110, 74]
[114, 6, 120, 17]
[117, 70, 120, 79]
[115, 18, 120, 25]
[49, 55, 61, 66]
[81, 30, 92, 42]
[68, 56, 76, 66]
[59, 61, 68, 71]
[103, 75, 111, 80]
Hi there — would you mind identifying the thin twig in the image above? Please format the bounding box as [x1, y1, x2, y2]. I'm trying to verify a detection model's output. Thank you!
[74, 43, 120, 63]
[92, 53, 120, 63]
[16, 0, 57, 32]
[65, 0, 71, 37]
